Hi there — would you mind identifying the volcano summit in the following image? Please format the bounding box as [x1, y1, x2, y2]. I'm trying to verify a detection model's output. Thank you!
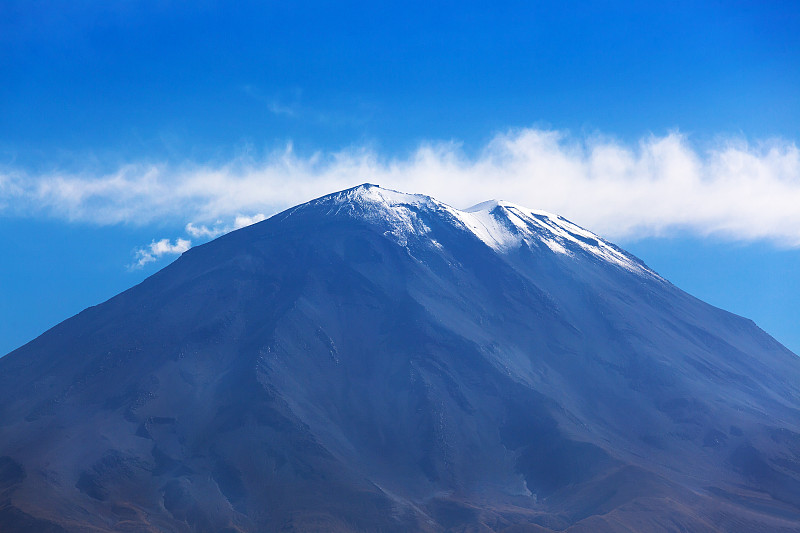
[1, 184, 800, 532]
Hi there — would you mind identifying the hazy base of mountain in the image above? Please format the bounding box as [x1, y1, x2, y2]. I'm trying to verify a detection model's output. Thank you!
[2, 184, 800, 532]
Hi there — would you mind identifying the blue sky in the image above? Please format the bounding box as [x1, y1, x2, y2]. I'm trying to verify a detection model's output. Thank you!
[1, 1, 800, 355]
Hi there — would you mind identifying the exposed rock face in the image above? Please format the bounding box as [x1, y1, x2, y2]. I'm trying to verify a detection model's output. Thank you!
[1, 184, 800, 532]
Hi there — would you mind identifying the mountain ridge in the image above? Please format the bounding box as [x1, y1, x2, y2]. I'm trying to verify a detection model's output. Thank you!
[280, 183, 660, 277]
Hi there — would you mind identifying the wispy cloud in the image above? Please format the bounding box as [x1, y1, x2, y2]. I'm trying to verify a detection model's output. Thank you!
[266, 101, 298, 117]
[2, 128, 800, 246]
[241, 84, 300, 118]
[131, 238, 191, 269]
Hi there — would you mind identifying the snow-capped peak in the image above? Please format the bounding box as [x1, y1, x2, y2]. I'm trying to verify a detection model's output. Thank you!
[325, 183, 437, 210]
[305, 184, 658, 278]
[309, 184, 440, 246]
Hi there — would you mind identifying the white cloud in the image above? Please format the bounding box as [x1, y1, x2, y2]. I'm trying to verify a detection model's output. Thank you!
[185, 221, 221, 239]
[233, 213, 267, 229]
[131, 238, 191, 269]
[185, 213, 267, 239]
[3, 128, 800, 246]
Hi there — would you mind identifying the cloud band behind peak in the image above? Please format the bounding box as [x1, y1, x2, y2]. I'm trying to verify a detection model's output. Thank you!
[3, 128, 800, 246]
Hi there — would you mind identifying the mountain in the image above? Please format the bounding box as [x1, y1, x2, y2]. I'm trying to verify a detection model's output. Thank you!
[1, 184, 800, 532]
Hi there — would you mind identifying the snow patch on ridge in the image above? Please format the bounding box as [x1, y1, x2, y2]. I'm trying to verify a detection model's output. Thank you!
[456, 199, 656, 277]
[495, 201, 655, 276]
[447, 203, 521, 252]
